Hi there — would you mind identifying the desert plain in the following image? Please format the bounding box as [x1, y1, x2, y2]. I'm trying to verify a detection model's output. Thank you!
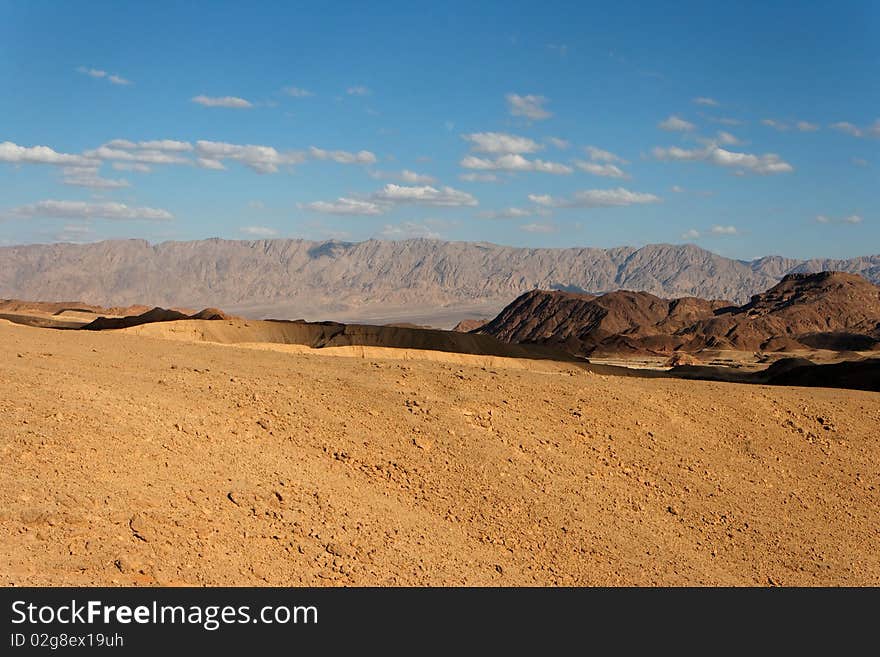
[1, 315, 878, 586]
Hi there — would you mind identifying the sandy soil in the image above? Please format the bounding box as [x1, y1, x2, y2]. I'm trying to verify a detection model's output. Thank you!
[1, 320, 878, 586]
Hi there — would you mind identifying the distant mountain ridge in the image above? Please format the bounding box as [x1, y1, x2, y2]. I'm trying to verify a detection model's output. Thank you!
[0, 238, 877, 324]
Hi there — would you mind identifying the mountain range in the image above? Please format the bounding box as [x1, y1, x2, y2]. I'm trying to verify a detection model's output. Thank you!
[1, 238, 878, 326]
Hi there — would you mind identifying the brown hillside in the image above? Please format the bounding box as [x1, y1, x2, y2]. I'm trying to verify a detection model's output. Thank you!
[479, 272, 880, 356]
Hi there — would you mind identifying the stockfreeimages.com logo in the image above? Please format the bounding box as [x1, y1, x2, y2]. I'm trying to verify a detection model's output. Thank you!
[11, 600, 318, 631]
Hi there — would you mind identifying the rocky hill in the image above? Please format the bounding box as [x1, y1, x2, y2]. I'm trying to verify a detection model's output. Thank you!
[0, 238, 878, 325]
[477, 271, 880, 355]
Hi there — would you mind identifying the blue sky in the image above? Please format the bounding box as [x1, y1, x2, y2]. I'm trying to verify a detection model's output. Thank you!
[1, 0, 878, 259]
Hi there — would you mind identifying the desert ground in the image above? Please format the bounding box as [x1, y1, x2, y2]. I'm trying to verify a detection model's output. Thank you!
[1, 317, 879, 586]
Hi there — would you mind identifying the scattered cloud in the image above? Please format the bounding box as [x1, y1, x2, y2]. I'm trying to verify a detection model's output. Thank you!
[761, 118, 789, 131]
[520, 222, 557, 233]
[196, 158, 226, 170]
[584, 146, 628, 164]
[830, 119, 880, 138]
[372, 184, 477, 207]
[547, 137, 570, 149]
[710, 224, 739, 235]
[53, 223, 94, 242]
[195, 140, 304, 173]
[240, 225, 278, 236]
[5, 200, 172, 221]
[460, 154, 572, 174]
[370, 169, 437, 184]
[61, 166, 130, 189]
[459, 172, 500, 183]
[302, 198, 385, 216]
[282, 86, 314, 97]
[681, 229, 700, 239]
[815, 214, 863, 225]
[380, 221, 443, 240]
[796, 121, 819, 132]
[671, 185, 685, 193]
[0, 141, 97, 167]
[528, 187, 661, 208]
[191, 95, 253, 108]
[462, 132, 542, 154]
[714, 117, 743, 126]
[76, 66, 131, 85]
[652, 144, 793, 175]
[693, 97, 719, 106]
[830, 122, 862, 137]
[546, 43, 569, 56]
[346, 85, 371, 96]
[105, 139, 193, 152]
[506, 93, 552, 121]
[573, 160, 629, 178]
[714, 131, 742, 146]
[478, 207, 547, 220]
[86, 145, 191, 166]
[309, 146, 377, 165]
[112, 162, 152, 173]
[659, 115, 696, 132]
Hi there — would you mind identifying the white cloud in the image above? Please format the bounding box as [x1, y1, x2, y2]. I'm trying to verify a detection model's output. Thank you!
[240, 225, 278, 236]
[302, 198, 385, 215]
[112, 162, 152, 173]
[796, 121, 819, 132]
[659, 115, 696, 132]
[6, 200, 172, 221]
[761, 118, 789, 131]
[283, 86, 314, 97]
[195, 140, 305, 173]
[346, 85, 371, 96]
[652, 144, 793, 175]
[77, 66, 131, 85]
[380, 221, 442, 239]
[815, 214, 863, 225]
[681, 228, 700, 239]
[671, 185, 685, 193]
[693, 97, 719, 106]
[584, 146, 628, 164]
[506, 93, 552, 120]
[309, 146, 377, 165]
[460, 154, 572, 174]
[715, 117, 743, 126]
[459, 172, 500, 183]
[0, 141, 97, 167]
[520, 222, 557, 233]
[85, 145, 191, 166]
[462, 132, 542, 154]
[370, 169, 436, 184]
[196, 158, 226, 170]
[831, 122, 862, 136]
[547, 137, 569, 149]
[191, 95, 253, 108]
[710, 225, 739, 235]
[830, 120, 880, 138]
[528, 187, 661, 208]
[715, 131, 741, 145]
[573, 160, 629, 178]
[61, 166, 130, 189]
[478, 207, 546, 219]
[372, 184, 477, 207]
[106, 139, 193, 152]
